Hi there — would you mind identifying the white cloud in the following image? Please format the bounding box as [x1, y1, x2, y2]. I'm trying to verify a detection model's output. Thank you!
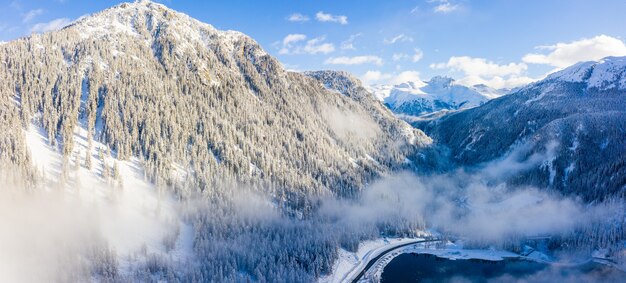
[341, 33, 361, 50]
[361, 71, 392, 85]
[316, 11, 348, 25]
[390, 71, 422, 85]
[392, 53, 408, 61]
[287, 13, 309, 22]
[431, 56, 527, 77]
[282, 33, 306, 46]
[522, 35, 626, 68]
[456, 75, 535, 90]
[279, 34, 335, 55]
[303, 36, 335, 54]
[434, 2, 459, 13]
[325, 55, 383, 66]
[430, 0, 459, 13]
[431, 56, 532, 89]
[278, 34, 306, 54]
[361, 70, 422, 85]
[412, 48, 424, 62]
[394, 49, 424, 62]
[384, 33, 413, 45]
[30, 17, 71, 33]
[22, 9, 44, 23]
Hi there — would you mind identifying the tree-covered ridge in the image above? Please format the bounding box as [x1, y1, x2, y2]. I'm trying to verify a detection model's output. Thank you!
[0, 1, 429, 205]
[414, 64, 626, 202]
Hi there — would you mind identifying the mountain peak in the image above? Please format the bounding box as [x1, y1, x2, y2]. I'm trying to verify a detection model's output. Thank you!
[51, 0, 268, 62]
[427, 76, 455, 87]
[546, 56, 626, 90]
[67, 0, 246, 41]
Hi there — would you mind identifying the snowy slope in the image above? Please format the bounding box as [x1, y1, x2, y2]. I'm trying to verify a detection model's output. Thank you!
[545, 56, 626, 90]
[319, 237, 424, 283]
[24, 122, 194, 277]
[366, 76, 504, 117]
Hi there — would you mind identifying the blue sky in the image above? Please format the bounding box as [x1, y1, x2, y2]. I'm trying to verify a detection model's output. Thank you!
[2, 0, 626, 88]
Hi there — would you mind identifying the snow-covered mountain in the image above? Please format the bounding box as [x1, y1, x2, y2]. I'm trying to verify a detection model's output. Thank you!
[0, 0, 431, 199]
[0, 3, 435, 281]
[414, 56, 626, 201]
[545, 56, 626, 89]
[366, 76, 506, 117]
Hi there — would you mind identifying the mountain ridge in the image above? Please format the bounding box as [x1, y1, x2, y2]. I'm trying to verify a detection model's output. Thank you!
[366, 76, 505, 117]
[414, 56, 626, 201]
[0, 0, 429, 202]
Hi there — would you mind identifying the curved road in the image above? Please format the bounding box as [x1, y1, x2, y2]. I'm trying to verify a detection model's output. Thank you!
[350, 239, 440, 283]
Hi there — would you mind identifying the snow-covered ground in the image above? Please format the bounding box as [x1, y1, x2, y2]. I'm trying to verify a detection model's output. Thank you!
[320, 237, 560, 283]
[23, 123, 194, 276]
[319, 237, 425, 283]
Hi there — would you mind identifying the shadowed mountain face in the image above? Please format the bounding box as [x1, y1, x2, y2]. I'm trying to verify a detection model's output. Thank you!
[414, 57, 626, 201]
[0, 1, 430, 202]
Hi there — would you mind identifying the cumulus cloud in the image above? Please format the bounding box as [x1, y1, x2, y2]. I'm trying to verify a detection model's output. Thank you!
[316, 11, 348, 25]
[22, 8, 44, 23]
[30, 17, 71, 33]
[278, 34, 335, 55]
[324, 55, 383, 66]
[390, 70, 422, 85]
[302, 36, 335, 54]
[282, 33, 306, 46]
[522, 35, 626, 68]
[361, 71, 393, 85]
[430, 56, 532, 89]
[287, 13, 309, 22]
[431, 56, 527, 77]
[384, 33, 414, 45]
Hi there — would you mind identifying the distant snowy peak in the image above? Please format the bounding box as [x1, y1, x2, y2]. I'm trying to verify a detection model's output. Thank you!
[546, 56, 626, 90]
[368, 76, 501, 117]
[471, 84, 509, 99]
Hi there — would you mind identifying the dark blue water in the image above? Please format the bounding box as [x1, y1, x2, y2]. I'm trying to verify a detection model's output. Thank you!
[380, 253, 625, 283]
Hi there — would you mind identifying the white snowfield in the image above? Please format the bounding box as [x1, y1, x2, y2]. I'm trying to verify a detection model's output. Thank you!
[319, 237, 423, 283]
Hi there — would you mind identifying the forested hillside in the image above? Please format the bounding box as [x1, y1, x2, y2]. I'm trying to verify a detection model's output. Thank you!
[0, 1, 429, 206]
[415, 57, 626, 202]
[0, 1, 438, 281]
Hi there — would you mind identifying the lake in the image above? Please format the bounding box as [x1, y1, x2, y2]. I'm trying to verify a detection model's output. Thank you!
[380, 253, 624, 282]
